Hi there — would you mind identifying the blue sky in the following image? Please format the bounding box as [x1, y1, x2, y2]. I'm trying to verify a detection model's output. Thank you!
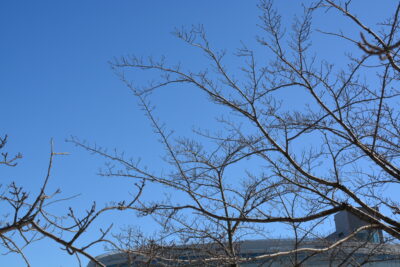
[0, 1, 397, 266]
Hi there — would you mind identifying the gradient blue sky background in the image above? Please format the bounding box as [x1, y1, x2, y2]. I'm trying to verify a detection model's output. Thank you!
[0, 1, 396, 266]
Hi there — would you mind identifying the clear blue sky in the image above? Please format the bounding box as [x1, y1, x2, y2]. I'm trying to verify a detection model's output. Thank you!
[0, 1, 396, 266]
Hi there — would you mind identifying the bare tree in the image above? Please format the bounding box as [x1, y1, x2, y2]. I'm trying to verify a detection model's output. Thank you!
[75, 0, 400, 266]
[0, 135, 144, 267]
